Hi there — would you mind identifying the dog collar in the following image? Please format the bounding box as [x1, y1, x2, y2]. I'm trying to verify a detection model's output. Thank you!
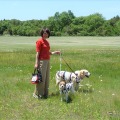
[76, 76, 81, 83]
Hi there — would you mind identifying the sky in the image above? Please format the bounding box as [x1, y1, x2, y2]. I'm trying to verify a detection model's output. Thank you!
[0, 0, 120, 21]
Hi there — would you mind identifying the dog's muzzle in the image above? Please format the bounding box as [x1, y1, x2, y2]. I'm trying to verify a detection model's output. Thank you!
[85, 73, 91, 78]
[85, 75, 89, 78]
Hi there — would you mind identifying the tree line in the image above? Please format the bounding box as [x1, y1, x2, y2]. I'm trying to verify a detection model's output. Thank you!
[0, 10, 120, 36]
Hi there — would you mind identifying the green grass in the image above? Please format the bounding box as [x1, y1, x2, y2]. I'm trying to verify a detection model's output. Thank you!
[0, 36, 120, 120]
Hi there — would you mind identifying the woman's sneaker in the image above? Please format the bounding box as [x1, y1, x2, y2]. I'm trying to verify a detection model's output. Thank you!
[33, 93, 43, 99]
[33, 93, 39, 98]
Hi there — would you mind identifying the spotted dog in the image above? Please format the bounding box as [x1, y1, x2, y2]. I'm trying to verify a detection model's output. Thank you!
[59, 81, 75, 102]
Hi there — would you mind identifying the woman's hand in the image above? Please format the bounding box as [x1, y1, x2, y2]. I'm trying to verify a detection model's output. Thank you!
[52, 51, 61, 55]
[34, 63, 38, 69]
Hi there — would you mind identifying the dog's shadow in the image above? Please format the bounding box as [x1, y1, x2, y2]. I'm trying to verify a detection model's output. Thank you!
[66, 96, 72, 103]
[50, 91, 73, 103]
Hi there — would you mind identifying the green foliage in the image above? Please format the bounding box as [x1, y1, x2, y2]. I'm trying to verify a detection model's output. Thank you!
[0, 11, 120, 36]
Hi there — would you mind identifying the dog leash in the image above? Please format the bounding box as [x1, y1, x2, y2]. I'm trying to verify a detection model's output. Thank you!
[59, 53, 80, 83]
[60, 53, 75, 73]
[60, 51, 62, 72]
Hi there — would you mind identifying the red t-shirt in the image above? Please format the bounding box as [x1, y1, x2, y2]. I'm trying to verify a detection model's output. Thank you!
[36, 38, 50, 60]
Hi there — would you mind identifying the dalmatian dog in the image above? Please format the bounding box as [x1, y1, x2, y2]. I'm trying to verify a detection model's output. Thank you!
[56, 69, 91, 91]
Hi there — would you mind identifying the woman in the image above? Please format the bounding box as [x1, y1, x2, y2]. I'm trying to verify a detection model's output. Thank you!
[33, 28, 60, 99]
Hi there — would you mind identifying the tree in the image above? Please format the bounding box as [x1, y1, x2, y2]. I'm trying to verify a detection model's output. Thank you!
[0, 11, 119, 36]
[85, 13, 105, 35]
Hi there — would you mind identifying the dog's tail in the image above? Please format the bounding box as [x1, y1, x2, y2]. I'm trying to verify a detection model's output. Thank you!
[56, 71, 61, 85]
[56, 71, 60, 76]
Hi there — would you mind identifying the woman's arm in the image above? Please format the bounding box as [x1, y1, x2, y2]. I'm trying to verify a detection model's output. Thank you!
[35, 52, 40, 68]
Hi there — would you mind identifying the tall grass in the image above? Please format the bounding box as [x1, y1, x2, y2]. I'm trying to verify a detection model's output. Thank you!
[0, 36, 120, 120]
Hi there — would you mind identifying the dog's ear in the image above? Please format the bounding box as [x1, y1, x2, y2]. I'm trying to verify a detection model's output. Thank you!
[80, 71, 86, 79]
[80, 70, 84, 76]
[56, 81, 60, 86]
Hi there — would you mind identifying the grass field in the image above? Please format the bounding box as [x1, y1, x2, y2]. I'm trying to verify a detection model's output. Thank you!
[0, 36, 120, 120]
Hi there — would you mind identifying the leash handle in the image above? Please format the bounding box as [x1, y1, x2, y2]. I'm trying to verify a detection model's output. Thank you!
[33, 68, 37, 74]
[33, 68, 40, 74]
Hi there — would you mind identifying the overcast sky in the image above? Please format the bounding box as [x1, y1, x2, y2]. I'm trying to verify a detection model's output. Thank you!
[0, 0, 120, 20]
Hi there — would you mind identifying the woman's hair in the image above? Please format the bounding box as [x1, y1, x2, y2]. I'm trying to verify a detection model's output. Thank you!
[40, 28, 50, 38]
